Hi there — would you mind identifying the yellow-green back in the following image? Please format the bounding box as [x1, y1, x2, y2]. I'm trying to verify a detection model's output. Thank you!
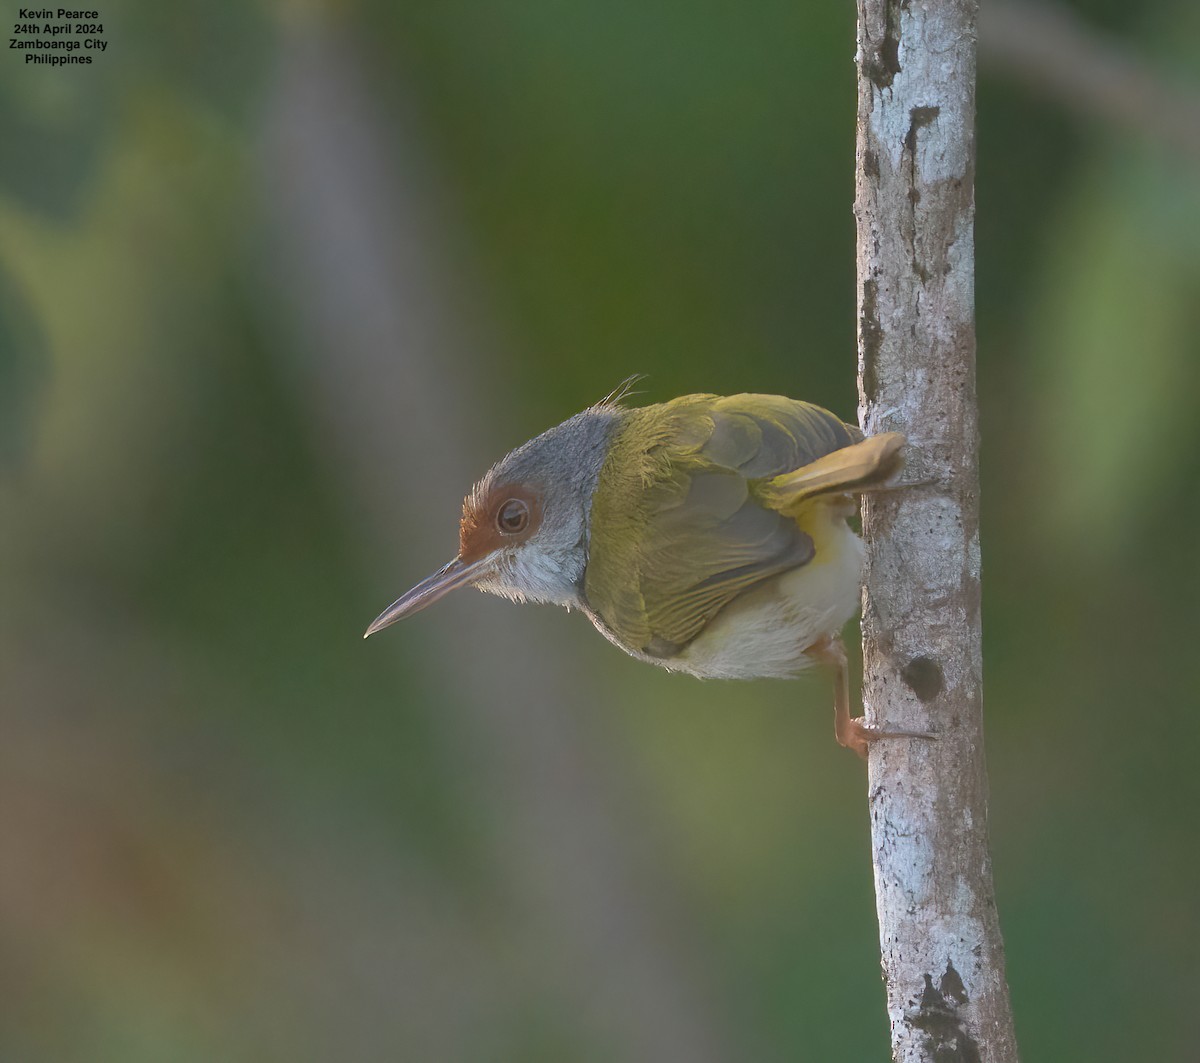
[584, 394, 861, 658]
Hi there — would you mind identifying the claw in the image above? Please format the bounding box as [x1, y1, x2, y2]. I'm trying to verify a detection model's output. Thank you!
[807, 634, 936, 760]
[837, 716, 937, 760]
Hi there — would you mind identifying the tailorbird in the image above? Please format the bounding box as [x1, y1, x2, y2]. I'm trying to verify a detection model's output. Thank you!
[365, 387, 927, 756]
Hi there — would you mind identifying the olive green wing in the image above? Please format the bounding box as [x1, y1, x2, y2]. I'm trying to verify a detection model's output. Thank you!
[584, 394, 862, 658]
[697, 393, 862, 476]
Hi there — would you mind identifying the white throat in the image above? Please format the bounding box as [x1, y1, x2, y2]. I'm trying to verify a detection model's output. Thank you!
[476, 543, 586, 609]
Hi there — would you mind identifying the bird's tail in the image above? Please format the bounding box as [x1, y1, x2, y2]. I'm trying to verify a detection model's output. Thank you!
[752, 432, 905, 517]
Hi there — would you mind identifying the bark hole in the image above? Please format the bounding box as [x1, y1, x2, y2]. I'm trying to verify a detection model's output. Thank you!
[901, 655, 944, 701]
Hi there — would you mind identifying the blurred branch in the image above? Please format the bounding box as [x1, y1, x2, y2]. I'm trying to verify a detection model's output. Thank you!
[855, 0, 1019, 1060]
[257, 18, 737, 1063]
[981, 0, 1200, 159]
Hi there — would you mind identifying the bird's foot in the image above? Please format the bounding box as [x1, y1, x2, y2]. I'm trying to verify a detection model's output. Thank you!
[806, 634, 937, 760]
[860, 476, 938, 495]
[835, 715, 937, 760]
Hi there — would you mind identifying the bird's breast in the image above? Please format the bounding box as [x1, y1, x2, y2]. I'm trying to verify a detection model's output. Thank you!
[588, 499, 864, 680]
[675, 509, 864, 678]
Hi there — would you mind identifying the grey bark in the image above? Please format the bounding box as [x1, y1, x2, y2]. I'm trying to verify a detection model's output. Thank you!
[854, 1, 1020, 1061]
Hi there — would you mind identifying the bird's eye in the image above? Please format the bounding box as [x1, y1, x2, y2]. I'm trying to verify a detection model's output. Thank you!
[496, 498, 530, 534]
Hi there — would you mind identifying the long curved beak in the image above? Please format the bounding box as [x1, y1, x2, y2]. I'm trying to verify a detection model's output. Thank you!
[363, 556, 492, 638]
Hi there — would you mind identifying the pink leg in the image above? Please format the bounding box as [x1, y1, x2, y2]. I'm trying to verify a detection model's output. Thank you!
[807, 635, 935, 759]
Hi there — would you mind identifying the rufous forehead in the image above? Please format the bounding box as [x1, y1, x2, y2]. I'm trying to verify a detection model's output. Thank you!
[459, 482, 543, 562]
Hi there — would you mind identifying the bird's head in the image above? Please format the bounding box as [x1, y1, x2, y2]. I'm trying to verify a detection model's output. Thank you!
[364, 403, 622, 637]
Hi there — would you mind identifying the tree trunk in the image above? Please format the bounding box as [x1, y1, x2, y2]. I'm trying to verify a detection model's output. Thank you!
[854, 1, 1020, 1060]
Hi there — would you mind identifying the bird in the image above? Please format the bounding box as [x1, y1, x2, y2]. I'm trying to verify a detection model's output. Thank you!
[364, 384, 927, 757]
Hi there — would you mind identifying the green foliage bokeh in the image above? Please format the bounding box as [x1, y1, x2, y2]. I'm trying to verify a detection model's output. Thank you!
[1, 0, 1198, 1059]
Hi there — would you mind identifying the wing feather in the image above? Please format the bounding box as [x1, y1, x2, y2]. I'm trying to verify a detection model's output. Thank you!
[584, 394, 867, 657]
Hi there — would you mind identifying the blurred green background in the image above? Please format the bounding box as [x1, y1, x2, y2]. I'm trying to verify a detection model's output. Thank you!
[2, 0, 1198, 1059]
